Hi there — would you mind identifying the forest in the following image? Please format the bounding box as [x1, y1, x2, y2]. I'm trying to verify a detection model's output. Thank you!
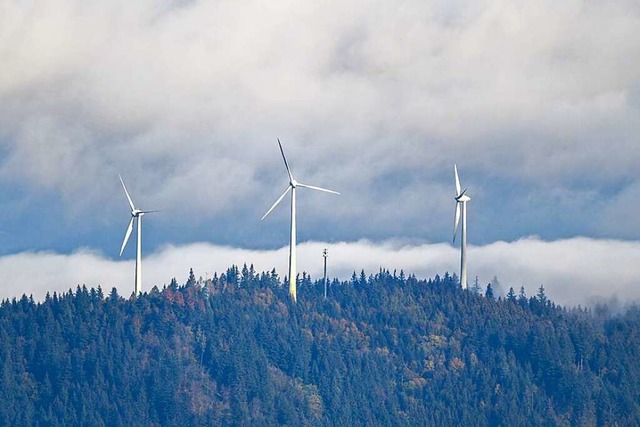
[0, 266, 638, 426]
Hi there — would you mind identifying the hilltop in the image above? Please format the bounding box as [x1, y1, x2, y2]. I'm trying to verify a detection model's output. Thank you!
[0, 266, 638, 426]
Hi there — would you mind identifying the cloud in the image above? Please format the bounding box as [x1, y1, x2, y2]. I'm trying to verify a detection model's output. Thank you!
[1, 237, 638, 308]
[1, 0, 640, 249]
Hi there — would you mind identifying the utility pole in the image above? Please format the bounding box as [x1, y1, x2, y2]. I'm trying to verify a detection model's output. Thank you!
[323, 248, 328, 299]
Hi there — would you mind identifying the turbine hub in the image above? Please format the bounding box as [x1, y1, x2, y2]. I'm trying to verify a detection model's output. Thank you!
[132, 209, 143, 217]
[291, 179, 298, 188]
[455, 188, 470, 202]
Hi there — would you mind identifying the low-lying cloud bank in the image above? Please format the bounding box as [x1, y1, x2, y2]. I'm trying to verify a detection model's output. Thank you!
[1, 237, 638, 308]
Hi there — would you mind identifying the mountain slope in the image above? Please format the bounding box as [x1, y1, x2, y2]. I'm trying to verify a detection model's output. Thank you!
[0, 267, 638, 426]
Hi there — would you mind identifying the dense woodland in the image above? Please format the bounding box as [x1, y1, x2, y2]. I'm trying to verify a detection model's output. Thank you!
[0, 266, 639, 426]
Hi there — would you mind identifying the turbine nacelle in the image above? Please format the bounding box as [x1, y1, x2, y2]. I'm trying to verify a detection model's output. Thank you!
[130, 209, 158, 218]
[290, 178, 298, 188]
[455, 189, 471, 203]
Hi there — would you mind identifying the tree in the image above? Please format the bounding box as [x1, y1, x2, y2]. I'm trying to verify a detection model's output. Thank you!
[485, 283, 495, 300]
[241, 264, 250, 287]
[359, 270, 367, 286]
[186, 268, 197, 287]
[470, 276, 482, 294]
[350, 272, 358, 286]
[518, 286, 528, 308]
[537, 285, 547, 304]
[490, 276, 503, 298]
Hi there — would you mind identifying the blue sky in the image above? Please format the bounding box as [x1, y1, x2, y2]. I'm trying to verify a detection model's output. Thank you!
[0, 0, 639, 305]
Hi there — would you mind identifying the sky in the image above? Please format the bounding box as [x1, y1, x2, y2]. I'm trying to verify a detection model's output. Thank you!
[0, 0, 639, 306]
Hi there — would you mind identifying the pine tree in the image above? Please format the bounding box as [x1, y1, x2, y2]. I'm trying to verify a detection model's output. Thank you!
[485, 283, 495, 299]
[470, 276, 482, 294]
[537, 285, 547, 304]
[186, 268, 197, 287]
[518, 286, 528, 308]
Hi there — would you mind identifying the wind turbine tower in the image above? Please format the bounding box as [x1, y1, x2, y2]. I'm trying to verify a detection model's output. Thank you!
[262, 139, 340, 303]
[119, 175, 158, 296]
[452, 164, 471, 289]
[323, 248, 328, 299]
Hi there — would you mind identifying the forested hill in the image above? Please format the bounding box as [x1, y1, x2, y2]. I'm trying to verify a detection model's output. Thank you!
[1, 267, 639, 426]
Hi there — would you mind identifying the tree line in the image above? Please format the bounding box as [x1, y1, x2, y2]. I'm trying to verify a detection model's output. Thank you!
[0, 266, 637, 425]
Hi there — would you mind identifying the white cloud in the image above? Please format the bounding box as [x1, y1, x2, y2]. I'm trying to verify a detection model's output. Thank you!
[1, 0, 639, 244]
[2, 237, 638, 308]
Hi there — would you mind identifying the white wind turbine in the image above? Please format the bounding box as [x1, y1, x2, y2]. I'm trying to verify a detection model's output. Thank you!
[452, 164, 471, 289]
[119, 175, 159, 296]
[262, 139, 340, 303]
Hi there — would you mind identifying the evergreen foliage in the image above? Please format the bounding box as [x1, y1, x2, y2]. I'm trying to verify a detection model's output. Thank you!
[0, 269, 638, 425]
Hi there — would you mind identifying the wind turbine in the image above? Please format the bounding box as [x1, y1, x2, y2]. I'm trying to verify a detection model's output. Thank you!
[452, 164, 471, 289]
[119, 175, 158, 296]
[262, 139, 339, 303]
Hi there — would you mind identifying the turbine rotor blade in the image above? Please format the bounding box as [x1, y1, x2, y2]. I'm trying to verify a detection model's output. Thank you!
[140, 209, 161, 214]
[277, 138, 294, 183]
[453, 202, 461, 243]
[120, 217, 134, 256]
[454, 164, 461, 197]
[297, 183, 340, 195]
[119, 175, 136, 211]
[261, 186, 291, 220]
